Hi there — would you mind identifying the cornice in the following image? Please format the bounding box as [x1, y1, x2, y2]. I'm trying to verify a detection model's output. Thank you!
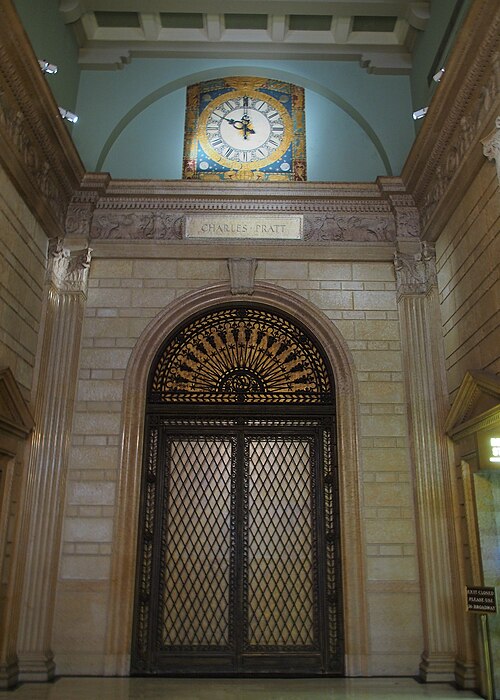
[445, 370, 500, 439]
[402, 0, 500, 241]
[67, 175, 420, 244]
[0, 0, 84, 238]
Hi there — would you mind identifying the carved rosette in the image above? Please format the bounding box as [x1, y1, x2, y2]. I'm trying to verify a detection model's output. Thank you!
[47, 239, 92, 295]
[482, 115, 500, 183]
[394, 243, 437, 297]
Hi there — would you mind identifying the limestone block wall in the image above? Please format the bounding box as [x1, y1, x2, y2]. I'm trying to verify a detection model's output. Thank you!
[0, 162, 47, 399]
[435, 159, 500, 401]
[52, 248, 422, 676]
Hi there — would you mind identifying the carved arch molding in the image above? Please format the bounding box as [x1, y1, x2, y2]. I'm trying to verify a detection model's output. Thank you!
[134, 304, 342, 675]
[105, 283, 368, 677]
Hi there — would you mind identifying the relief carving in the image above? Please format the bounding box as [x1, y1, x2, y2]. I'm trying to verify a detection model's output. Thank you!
[389, 194, 421, 238]
[65, 203, 94, 239]
[304, 213, 395, 242]
[0, 40, 81, 234]
[91, 211, 184, 240]
[420, 50, 499, 227]
[482, 115, 500, 183]
[394, 242, 437, 296]
[47, 238, 92, 295]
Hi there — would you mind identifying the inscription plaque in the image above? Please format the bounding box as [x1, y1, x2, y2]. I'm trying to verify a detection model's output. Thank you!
[185, 215, 303, 239]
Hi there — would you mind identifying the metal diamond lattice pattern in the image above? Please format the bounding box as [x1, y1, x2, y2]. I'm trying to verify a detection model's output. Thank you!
[160, 438, 235, 648]
[245, 437, 316, 648]
[150, 307, 332, 404]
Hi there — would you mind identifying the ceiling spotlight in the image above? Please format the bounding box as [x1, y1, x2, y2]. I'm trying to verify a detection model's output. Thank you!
[433, 67, 445, 83]
[38, 59, 58, 74]
[58, 107, 78, 124]
[412, 107, 428, 120]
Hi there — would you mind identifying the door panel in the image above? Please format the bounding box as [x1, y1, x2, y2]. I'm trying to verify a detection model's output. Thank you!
[161, 438, 234, 649]
[132, 418, 342, 675]
[245, 437, 315, 649]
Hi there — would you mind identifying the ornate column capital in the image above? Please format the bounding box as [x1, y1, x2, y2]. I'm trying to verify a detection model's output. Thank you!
[394, 242, 437, 297]
[482, 115, 500, 183]
[47, 239, 92, 295]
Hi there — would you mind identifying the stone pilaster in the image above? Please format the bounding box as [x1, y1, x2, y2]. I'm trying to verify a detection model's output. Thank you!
[482, 116, 500, 184]
[17, 240, 91, 681]
[395, 242, 457, 681]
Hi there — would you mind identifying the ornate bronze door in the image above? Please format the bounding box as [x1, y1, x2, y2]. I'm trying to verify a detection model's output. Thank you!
[132, 306, 343, 675]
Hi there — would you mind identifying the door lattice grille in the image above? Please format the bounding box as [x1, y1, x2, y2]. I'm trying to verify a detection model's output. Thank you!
[133, 304, 342, 676]
[245, 438, 316, 649]
[160, 437, 236, 649]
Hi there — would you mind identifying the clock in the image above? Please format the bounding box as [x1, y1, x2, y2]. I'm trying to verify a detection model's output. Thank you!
[183, 77, 306, 182]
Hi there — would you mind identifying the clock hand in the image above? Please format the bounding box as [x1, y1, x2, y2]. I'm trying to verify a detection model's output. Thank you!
[222, 115, 255, 138]
[240, 114, 253, 139]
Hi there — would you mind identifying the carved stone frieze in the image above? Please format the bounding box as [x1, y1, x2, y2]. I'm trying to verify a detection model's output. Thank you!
[303, 213, 395, 242]
[47, 238, 92, 295]
[91, 210, 184, 240]
[65, 177, 419, 244]
[482, 115, 500, 183]
[394, 242, 437, 297]
[65, 203, 95, 239]
[389, 194, 421, 238]
[0, 4, 83, 238]
[403, 0, 500, 237]
[420, 59, 499, 227]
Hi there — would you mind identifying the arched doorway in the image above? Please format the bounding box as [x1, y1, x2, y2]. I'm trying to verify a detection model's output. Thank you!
[131, 304, 343, 675]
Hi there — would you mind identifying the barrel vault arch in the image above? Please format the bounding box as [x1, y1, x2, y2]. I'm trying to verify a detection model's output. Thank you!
[104, 281, 369, 676]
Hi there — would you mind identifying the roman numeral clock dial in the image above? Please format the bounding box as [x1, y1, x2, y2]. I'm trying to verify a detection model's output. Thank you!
[183, 78, 306, 181]
[201, 93, 291, 170]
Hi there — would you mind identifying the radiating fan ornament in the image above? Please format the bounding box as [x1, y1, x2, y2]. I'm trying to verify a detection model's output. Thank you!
[150, 307, 332, 404]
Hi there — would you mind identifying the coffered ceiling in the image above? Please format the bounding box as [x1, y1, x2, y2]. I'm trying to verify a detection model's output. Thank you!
[59, 1, 431, 73]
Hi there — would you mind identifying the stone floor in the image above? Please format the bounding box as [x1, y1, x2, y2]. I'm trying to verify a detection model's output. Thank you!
[0, 677, 482, 699]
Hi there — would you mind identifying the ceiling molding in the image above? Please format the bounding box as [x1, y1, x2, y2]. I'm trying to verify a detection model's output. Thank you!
[59, 1, 429, 73]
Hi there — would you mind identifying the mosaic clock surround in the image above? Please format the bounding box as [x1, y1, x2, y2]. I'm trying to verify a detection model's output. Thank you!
[182, 77, 306, 182]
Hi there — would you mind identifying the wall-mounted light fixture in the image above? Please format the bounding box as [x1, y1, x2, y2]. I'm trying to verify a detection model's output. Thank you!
[58, 107, 78, 123]
[433, 67, 445, 83]
[38, 59, 58, 74]
[412, 107, 428, 120]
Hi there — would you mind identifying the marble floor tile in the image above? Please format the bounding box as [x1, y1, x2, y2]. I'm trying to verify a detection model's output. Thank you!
[0, 677, 481, 700]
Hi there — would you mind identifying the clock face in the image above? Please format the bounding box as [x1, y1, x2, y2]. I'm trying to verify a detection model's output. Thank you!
[199, 90, 293, 171]
[182, 77, 306, 181]
[204, 96, 286, 164]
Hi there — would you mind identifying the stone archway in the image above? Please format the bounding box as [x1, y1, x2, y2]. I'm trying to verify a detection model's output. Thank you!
[104, 282, 368, 676]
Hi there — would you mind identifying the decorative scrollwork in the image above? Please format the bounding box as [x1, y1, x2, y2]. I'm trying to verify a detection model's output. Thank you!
[149, 306, 333, 404]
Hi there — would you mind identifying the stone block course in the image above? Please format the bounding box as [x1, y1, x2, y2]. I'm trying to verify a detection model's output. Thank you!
[60, 247, 420, 677]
